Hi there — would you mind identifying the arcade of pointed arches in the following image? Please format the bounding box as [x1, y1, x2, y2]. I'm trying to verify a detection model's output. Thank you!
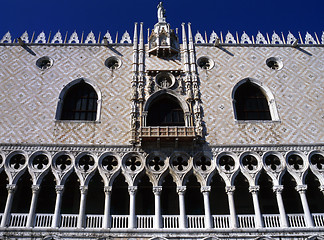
[0, 148, 323, 229]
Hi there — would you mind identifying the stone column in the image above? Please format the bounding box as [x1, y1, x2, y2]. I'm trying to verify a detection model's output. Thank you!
[153, 186, 162, 229]
[177, 186, 187, 228]
[201, 186, 212, 228]
[225, 186, 237, 228]
[273, 185, 288, 227]
[249, 185, 263, 228]
[52, 185, 64, 228]
[77, 186, 88, 228]
[103, 186, 112, 228]
[1, 184, 16, 227]
[26, 185, 40, 227]
[128, 186, 137, 229]
[296, 185, 314, 227]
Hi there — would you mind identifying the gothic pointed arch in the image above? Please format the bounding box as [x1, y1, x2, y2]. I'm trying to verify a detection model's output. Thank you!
[56, 78, 102, 121]
[232, 78, 279, 121]
[143, 90, 190, 127]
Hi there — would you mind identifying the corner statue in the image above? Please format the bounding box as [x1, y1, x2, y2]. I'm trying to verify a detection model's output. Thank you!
[157, 2, 166, 22]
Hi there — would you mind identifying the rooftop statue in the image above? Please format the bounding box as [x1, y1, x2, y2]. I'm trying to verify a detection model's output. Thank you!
[157, 2, 166, 22]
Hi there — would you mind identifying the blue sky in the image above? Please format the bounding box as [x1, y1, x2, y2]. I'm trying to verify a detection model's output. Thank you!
[0, 0, 323, 41]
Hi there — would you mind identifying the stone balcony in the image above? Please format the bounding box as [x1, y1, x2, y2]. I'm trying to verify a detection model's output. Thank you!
[139, 126, 196, 142]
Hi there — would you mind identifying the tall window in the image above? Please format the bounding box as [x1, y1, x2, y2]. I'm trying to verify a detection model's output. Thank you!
[60, 81, 98, 121]
[234, 81, 271, 120]
[147, 95, 185, 126]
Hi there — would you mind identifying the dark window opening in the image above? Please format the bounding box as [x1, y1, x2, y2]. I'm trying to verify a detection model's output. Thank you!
[36, 171, 56, 213]
[210, 173, 229, 214]
[161, 174, 178, 215]
[61, 172, 80, 214]
[11, 171, 32, 213]
[258, 170, 278, 214]
[86, 171, 104, 214]
[305, 171, 324, 213]
[135, 175, 154, 215]
[147, 96, 185, 126]
[60, 81, 98, 121]
[234, 172, 254, 214]
[234, 81, 271, 120]
[111, 174, 129, 215]
[282, 173, 303, 213]
[185, 174, 204, 215]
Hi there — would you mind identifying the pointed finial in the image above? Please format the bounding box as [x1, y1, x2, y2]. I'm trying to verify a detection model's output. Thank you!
[157, 2, 166, 23]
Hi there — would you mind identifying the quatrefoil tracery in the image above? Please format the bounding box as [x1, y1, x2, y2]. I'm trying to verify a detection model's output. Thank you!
[32, 154, 49, 170]
[55, 154, 72, 171]
[173, 156, 188, 171]
[149, 156, 165, 171]
[219, 155, 235, 172]
[102, 155, 118, 171]
[310, 154, 324, 171]
[265, 154, 281, 171]
[78, 155, 95, 172]
[125, 156, 141, 171]
[195, 156, 211, 171]
[242, 155, 258, 171]
[9, 154, 26, 170]
[287, 154, 304, 171]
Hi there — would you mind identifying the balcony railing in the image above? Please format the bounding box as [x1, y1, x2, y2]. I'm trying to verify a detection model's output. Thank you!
[287, 214, 306, 228]
[262, 214, 281, 228]
[2, 213, 324, 229]
[140, 126, 195, 138]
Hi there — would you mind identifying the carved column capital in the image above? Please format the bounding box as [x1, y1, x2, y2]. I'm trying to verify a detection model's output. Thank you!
[55, 185, 64, 193]
[153, 186, 162, 195]
[31, 184, 40, 194]
[80, 186, 88, 194]
[104, 186, 112, 193]
[128, 186, 137, 194]
[296, 184, 307, 193]
[177, 186, 186, 194]
[6, 184, 16, 193]
[200, 186, 211, 193]
[273, 185, 284, 193]
[249, 185, 260, 193]
[225, 186, 235, 193]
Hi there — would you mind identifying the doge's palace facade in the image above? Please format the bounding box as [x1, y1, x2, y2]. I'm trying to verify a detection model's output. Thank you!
[0, 2, 323, 240]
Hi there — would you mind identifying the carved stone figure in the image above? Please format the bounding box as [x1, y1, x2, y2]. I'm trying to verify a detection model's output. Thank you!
[157, 2, 165, 21]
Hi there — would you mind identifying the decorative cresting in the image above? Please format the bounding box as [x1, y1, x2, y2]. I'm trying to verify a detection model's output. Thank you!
[148, 2, 179, 58]
[2, 30, 323, 44]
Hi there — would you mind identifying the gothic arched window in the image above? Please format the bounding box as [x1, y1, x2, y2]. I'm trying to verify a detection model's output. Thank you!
[234, 81, 271, 120]
[146, 95, 185, 126]
[60, 81, 98, 121]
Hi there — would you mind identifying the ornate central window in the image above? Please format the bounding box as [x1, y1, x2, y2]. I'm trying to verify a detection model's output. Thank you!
[146, 95, 185, 126]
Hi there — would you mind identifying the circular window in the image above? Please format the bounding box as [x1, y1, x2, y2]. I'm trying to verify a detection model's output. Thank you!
[105, 56, 122, 70]
[36, 56, 54, 70]
[266, 57, 283, 70]
[197, 56, 214, 70]
[155, 72, 175, 89]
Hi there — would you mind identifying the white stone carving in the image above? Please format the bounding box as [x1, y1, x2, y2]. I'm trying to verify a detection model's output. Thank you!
[305, 32, 317, 44]
[195, 31, 205, 43]
[68, 31, 79, 43]
[225, 32, 236, 44]
[85, 31, 96, 44]
[271, 31, 283, 44]
[0, 31, 12, 43]
[286, 32, 297, 44]
[101, 31, 113, 44]
[51, 31, 63, 43]
[240, 32, 252, 44]
[209, 31, 219, 44]
[20, 31, 29, 43]
[35, 31, 46, 43]
[256, 31, 267, 44]
[321, 31, 324, 44]
[120, 31, 132, 43]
